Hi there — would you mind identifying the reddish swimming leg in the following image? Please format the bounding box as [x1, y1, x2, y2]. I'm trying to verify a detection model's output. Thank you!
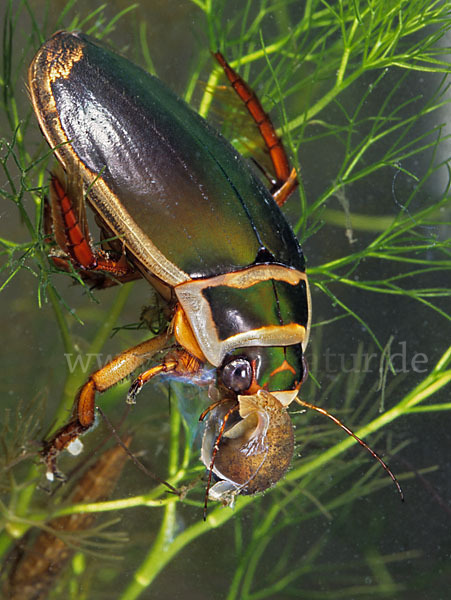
[214, 52, 298, 207]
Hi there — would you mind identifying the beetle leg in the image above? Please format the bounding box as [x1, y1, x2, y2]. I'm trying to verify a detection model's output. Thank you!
[43, 194, 81, 274]
[46, 210, 141, 288]
[214, 52, 298, 207]
[42, 333, 172, 481]
[49, 254, 142, 289]
[127, 350, 203, 403]
[48, 172, 136, 278]
[126, 360, 177, 402]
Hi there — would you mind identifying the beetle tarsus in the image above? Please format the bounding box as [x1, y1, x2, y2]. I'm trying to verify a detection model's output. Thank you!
[41, 417, 91, 483]
[127, 356, 191, 405]
[126, 381, 142, 404]
[45, 466, 67, 483]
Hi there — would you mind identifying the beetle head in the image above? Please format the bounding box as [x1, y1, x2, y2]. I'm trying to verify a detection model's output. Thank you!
[219, 343, 305, 395]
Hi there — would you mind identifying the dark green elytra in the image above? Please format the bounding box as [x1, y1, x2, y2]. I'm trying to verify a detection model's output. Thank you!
[40, 32, 305, 278]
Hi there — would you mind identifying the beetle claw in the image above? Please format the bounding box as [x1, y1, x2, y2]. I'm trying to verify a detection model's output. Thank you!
[42, 449, 67, 482]
[45, 465, 67, 483]
[126, 380, 141, 404]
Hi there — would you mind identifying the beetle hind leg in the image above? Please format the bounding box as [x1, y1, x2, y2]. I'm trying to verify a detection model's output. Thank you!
[214, 51, 298, 207]
[46, 168, 139, 285]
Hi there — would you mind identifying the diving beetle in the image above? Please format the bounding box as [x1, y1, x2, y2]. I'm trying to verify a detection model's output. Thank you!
[29, 32, 402, 509]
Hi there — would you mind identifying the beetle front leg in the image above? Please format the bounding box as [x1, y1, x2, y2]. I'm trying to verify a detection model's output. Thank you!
[42, 333, 173, 481]
[127, 350, 203, 403]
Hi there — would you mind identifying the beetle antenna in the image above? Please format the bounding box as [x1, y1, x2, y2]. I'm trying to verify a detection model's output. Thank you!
[294, 397, 404, 501]
[203, 403, 239, 521]
[96, 405, 179, 495]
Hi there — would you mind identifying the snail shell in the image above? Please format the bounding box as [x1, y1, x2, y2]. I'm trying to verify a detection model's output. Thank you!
[201, 389, 294, 502]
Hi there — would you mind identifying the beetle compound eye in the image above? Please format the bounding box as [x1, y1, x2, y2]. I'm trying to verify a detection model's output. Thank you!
[221, 358, 253, 392]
